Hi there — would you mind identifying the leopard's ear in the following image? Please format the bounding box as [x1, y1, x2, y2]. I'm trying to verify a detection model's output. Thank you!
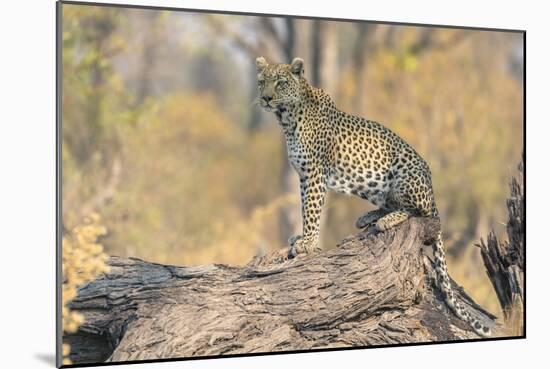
[256, 56, 268, 73]
[290, 57, 305, 77]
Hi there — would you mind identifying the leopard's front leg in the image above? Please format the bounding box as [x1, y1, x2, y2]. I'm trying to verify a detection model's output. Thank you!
[288, 169, 326, 258]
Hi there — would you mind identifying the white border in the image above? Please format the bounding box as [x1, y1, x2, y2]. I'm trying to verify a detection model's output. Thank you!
[1, 1, 547, 368]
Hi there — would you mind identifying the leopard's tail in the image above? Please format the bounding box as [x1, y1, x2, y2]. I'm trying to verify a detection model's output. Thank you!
[433, 230, 491, 337]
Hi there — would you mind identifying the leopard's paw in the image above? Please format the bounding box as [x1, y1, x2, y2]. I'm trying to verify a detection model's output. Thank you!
[288, 235, 321, 258]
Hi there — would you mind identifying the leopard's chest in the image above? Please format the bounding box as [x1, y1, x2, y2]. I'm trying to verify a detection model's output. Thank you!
[285, 133, 307, 176]
[278, 109, 310, 177]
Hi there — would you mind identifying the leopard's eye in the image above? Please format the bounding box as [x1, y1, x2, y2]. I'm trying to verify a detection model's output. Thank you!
[277, 79, 287, 89]
[258, 80, 265, 88]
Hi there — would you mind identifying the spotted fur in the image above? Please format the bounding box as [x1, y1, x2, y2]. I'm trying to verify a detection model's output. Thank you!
[256, 56, 491, 337]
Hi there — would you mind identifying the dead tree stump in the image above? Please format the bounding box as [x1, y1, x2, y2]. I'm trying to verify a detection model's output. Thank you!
[65, 217, 496, 365]
[478, 157, 525, 334]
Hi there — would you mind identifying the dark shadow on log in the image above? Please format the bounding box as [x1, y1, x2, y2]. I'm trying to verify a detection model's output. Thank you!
[65, 217, 497, 365]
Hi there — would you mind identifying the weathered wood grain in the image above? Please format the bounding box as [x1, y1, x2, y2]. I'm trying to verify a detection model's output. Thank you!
[65, 217, 496, 365]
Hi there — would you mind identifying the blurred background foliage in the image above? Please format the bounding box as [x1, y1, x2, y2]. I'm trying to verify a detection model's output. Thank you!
[61, 4, 523, 317]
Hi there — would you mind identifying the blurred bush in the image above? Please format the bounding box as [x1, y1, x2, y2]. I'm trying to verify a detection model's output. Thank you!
[62, 213, 110, 365]
[102, 93, 285, 264]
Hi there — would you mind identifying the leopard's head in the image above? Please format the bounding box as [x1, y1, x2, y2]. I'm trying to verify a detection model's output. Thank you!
[255, 56, 306, 112]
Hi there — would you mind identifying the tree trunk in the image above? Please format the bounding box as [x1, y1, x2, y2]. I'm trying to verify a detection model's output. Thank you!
[134, 11, 161, 106]
[65, 217, 497, 365]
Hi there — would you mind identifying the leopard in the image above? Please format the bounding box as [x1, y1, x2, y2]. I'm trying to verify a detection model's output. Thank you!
[255, 56, 491, 337]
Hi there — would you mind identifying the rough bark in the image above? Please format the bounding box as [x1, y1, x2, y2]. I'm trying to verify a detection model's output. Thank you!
[65, 217, 496, 365]
[478, 157, 525, 331]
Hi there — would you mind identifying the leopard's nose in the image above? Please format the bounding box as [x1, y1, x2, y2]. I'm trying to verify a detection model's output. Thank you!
[262, 96, 273, 103]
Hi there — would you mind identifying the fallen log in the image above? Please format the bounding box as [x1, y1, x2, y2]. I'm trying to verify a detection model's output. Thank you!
[65, 217, 497, 365]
